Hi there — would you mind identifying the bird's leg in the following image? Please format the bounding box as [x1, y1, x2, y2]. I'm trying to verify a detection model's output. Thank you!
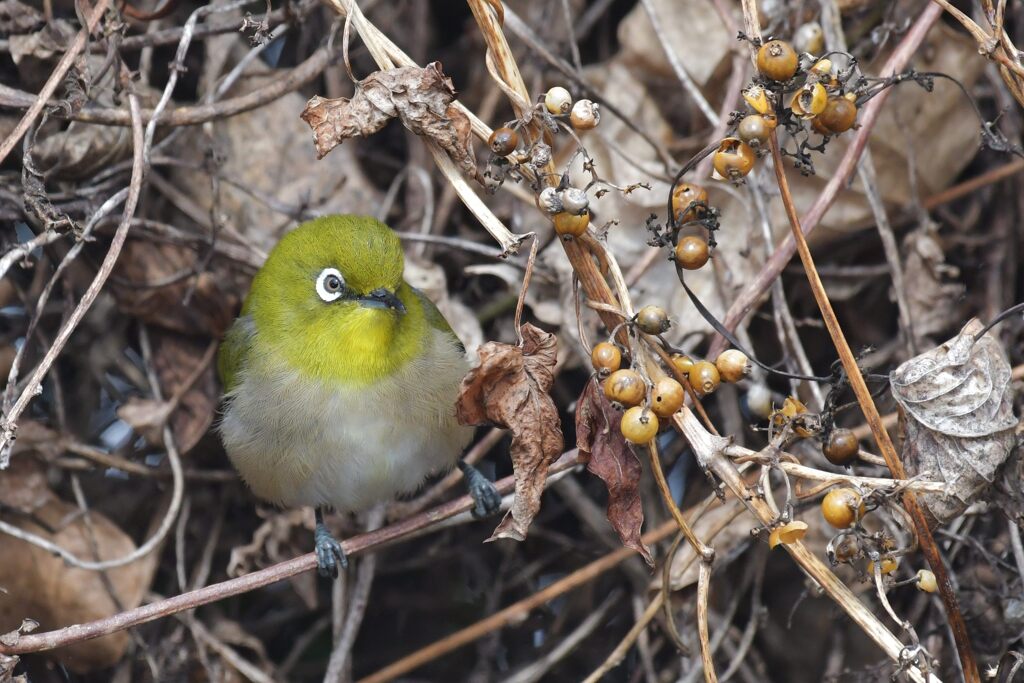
[314, 508, 347, 579]
[458, 461, 502, 519]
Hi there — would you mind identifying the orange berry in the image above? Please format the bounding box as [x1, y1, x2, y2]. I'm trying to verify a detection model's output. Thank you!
[674, 235, 710, 270]
[604, 369, 645, 407]
[687, 361, 720, 397]
[671, 183, 708, 223]
[715, 349, 751, 383]
[651, 378, 685, 417]
[621, 407, 659, 444]
[821, 487, 865, 529]
[488, 127, 518, 155]
[553, 211, 589, 238]
[713, 138, 755, 181]
[823, 428, 859, 466]
[756, 39, 798, 81]
[590, 342, 621, 376]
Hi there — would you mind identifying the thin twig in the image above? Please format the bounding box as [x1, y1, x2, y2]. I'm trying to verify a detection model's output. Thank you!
[0, 451, 578, 656]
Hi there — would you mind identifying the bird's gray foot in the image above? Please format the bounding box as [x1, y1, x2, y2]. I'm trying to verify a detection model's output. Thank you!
[458, 461, 502, 519]
[314, 509, 347, 579]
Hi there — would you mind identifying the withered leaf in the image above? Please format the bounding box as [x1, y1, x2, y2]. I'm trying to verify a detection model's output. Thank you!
[576, 378, 653, 566]
[890, 319, 1018, 526]
[111, 240, 236, 338]
[456, 324, 563, 541]
[0, 497, 156, 673]
[117, 333, 216, 453]
[301, 62, 481, 184]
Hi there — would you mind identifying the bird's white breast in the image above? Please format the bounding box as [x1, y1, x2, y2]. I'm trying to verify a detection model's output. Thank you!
[219, 328, 473, 512]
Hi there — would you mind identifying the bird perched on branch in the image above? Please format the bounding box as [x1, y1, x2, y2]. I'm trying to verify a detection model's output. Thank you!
[217, 215, 501, 577]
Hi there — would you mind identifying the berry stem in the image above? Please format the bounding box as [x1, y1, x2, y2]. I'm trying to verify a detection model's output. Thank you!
[767, 131, 980, 683]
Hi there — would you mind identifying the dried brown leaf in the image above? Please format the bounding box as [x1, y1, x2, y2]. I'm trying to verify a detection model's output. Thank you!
[301, 62, 481, 183]
[111, 240, 236, 338]
[0, 457, 52, 514]
[576, 378, 653, 566]
[891, 319, 1019, 526]
[456, 324, 563, 541]
[0, 498, 157, 672]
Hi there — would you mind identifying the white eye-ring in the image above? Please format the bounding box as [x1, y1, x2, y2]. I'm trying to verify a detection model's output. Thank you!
[315, 268, 345, 302]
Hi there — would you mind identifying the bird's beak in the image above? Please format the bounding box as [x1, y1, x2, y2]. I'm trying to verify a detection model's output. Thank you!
[358, 288, 406, 314]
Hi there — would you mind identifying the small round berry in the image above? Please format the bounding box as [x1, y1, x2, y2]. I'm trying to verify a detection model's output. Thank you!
[868, 558, 899, 576]
[604, 369, 646, 407]
[591, 342, 621, 376]
[670, 353, 694, 376]
[713, 137, 755, 181]
[794, 21, 824, 55]
[559, 187, 589, 214]
[745, 383, 773, 420]
[817, 96, 858, 134]
[688, 360, 720, 397]
[488, 127, 519, 156]
[741, 83, 771, 115]
[538, 187, 563, 214]
[674, 235, 710, 270]
[651, 378, 685, 417]
[756, 39, 798, 81]
[671, 183, 708, 223]
[621, 406, 659, 444]
[790, 82, 827, 119]
[821, 488, 865, 529]
[553, 211, 589, 238]
[737, 114, 770, 148]
[916, 569, 938, 593]
[715, 349, 751, 383]
[823, 428, 859, 466]
[569, 99, 600, 130]
[635, 305, 670, 335]
[544, 86, 572, 115]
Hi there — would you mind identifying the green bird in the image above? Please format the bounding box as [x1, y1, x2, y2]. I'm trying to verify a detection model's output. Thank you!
[218, 215, 501, 577]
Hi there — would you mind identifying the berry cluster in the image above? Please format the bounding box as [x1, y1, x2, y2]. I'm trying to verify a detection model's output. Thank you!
[589, 307, 751, 445]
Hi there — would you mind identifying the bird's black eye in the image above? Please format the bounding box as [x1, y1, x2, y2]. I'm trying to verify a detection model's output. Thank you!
[315, 267, 346, 302]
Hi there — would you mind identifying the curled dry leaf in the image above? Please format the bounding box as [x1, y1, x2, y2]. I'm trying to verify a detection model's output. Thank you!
[301, 62, 481, 184]
[0, 497, 156, 672]
[890, 319, 1019, 526]
[575, 377, 653, 566]
[456, 323, 563, 541]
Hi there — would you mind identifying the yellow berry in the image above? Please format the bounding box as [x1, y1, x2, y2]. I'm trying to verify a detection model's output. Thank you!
[635, 305, 670, 335]
[590, 342, 621, 376]
[670, 353, 694, 376]
[821, 487, 865, 529]
[651, 378, 685, 417]
[916, 569, 937, 593]
[553, 211, 589, 238]
[868, 558, 899, 576]
[817, 96, 857, 134]
[544, 86, 572, 115]
[621, 406, 659, 444]
[674, 235, 710, 270]
[823, 428, 859, 466]
[715, 349, 751, 383]
[713, 137, 755, 181]
[604, 369, 645, 407]
[671, 183, 708, 223]
[687, 361, 720, 397]
[756, 39, 798, 81]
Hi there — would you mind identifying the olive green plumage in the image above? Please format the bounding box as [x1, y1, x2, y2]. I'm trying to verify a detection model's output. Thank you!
[217, 215, 472, 514]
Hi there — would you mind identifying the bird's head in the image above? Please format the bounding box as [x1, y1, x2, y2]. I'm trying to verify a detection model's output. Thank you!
[244, 215, 424, 383]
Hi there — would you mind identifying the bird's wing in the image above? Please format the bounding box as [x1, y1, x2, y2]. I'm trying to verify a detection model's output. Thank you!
[412, 287, 465, 354]
[217, 315, 256, 393]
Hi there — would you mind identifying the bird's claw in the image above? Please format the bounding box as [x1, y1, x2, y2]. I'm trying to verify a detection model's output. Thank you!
[314, 521, 347, 579]
[459, 461, 502, 519]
